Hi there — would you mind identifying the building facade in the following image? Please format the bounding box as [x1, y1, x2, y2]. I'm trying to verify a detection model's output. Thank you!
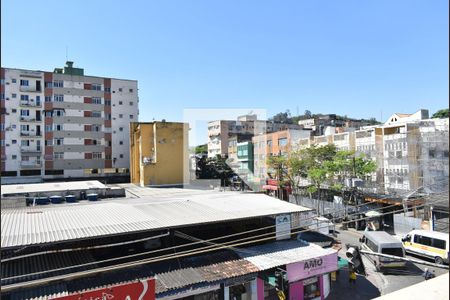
[0, 62, 138, 184]
[207, 114, 303, 158]
[130, 121, 189, 187]
[252, 129, 312, 184]
[295, 110, 449, 195]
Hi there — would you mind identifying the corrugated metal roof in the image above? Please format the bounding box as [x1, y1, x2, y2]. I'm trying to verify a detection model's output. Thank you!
[1, 181, 107, 196]
[238, 241, 336, 270]
[156, 267, 205, 294]
[2, 192, 311, 248]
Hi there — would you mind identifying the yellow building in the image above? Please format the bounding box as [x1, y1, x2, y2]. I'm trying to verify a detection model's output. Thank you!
[130, 121, 189, 187]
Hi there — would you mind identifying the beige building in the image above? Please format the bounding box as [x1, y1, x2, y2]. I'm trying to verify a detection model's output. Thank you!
[130, 121, 189, 187]
[207, 114, 303, 158]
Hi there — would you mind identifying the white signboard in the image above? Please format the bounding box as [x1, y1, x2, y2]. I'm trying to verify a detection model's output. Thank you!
[276, 214, 291, 240]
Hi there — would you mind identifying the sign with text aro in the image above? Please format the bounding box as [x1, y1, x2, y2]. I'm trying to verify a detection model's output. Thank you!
[51, 279, 155, 300]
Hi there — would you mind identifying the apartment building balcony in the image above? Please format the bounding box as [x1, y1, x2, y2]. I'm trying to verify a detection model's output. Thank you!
[20, 100, 42, 108]
[19, 86, 42, 93]
[20, 130, 42, 137]
[20, 161, 42, 169]
[20, 146, 42, 154]
[20, 116, 42, 122]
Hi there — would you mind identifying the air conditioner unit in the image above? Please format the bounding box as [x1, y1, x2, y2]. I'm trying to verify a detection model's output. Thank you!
[142, 156, 156, 165]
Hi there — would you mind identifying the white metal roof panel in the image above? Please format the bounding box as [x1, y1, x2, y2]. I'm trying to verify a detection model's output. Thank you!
[239, 241, 336, 270]
[1, 181, 107, 196]
[1, 191, 311, 248]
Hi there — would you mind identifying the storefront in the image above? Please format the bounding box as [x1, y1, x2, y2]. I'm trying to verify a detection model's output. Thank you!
[286, 252, 338, 300]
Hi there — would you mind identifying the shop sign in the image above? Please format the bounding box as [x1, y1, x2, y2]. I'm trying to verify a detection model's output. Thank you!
[51, 279, 155, 300]
[275, 214, 291, 240]
[286, 252, 338, 282]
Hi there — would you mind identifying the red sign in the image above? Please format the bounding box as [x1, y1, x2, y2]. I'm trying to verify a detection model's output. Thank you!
[267, 179, 278, 186]
[51, 279, 155, 300]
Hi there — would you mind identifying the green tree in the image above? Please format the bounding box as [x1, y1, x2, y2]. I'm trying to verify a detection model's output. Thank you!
[432, 109, 449, 119]
[195, 144, 208, 154]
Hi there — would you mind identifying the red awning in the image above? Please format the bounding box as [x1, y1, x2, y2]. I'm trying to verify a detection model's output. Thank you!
[262, 185, 278, 191]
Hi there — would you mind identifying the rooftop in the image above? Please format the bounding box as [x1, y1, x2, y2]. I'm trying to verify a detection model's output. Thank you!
[1, 184, 312, 249]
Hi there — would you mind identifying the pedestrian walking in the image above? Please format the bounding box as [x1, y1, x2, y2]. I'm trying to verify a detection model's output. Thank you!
[349, 270, 356, 285]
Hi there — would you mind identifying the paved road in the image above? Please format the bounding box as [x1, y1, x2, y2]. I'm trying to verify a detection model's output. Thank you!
[334, 229, 449, 297]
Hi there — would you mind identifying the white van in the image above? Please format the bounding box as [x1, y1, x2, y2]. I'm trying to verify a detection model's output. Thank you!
[402, 230, 449, 265]
[360, 231, 406, 272]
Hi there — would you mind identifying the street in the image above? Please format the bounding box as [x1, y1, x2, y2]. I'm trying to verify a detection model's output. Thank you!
[331, 228, 449, 298]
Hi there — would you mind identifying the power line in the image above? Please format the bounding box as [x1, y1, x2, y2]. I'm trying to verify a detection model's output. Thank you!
[0, 200, 441, 290]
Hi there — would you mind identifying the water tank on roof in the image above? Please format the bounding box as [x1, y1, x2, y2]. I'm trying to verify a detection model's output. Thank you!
[87, 193, 98, 201]
[65, 195, 77, 203]
[34, 197, 50, 205]
[50, 195, 64, 204]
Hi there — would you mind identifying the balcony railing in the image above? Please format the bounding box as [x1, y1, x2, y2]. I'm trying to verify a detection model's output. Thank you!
[20, 100, 42, 107]
[20, 130, 42, 137]
[20, 116, 41, 122]
[20, 147, 42, 153]
[20, 161, 42, 168]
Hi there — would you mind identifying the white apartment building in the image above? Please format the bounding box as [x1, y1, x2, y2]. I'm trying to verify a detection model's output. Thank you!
[0, 62, 138, 183]
[294, 109, 449, 195]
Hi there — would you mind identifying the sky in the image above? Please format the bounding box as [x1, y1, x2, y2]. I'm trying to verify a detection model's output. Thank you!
[2, 0, 448, 144]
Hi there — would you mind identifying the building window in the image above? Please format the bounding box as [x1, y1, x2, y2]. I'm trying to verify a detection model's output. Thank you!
[54, 152, 64, 159]
[119, 141, 123, 145]
[53, 80, 63, 88]
[129, 101, 134, 106]
[129, 114, 134, 119]
[118, 88, 122, 92]
[92, 125, 101, 132]
[91, 84, 101, 91]
[104, 87, 111, 92]
[129, 88, 133, 93]
[278, 138, 288, 146]
[0, 93, 4, 100]
[45, 96, 52, 102]
[54, 94, 64, 102]
[119, 154, 124, 158]
[11, 93, 17, 98]
[20, 95, 29, 101]
[0, 124, 4, 131]
[11, 109, 16, 113]
[105, 100, 111, 106]
[119, 127, 123, 132]
[45, 125, 53, 132]
[54, 110, 64, 117]
[54, 138, 64, 145]
[20, 109, 30, 116]
[119, 101, 123, 105]
[105, 154, 111, 160]
[45, 82, 53, 88]
[92, 111, 102, 118]
[20, 79, 29, 86]
[92, 97, 102, 104]
[54, 124, 63, 131]
[0, 140, 5, 146]
[93, 152, 102, 159]
[45, 139, 53, 146]
[21, 140, 29, 146]
[119, 114, 123, 118]
[12, 78, 17, 83]
[12, 155, 17, 160]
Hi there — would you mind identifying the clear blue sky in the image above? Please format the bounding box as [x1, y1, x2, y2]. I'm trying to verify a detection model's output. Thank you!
[2, 0, 448, 127]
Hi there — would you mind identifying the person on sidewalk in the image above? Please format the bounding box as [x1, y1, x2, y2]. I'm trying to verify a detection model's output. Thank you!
[349, 270, 357, 285]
